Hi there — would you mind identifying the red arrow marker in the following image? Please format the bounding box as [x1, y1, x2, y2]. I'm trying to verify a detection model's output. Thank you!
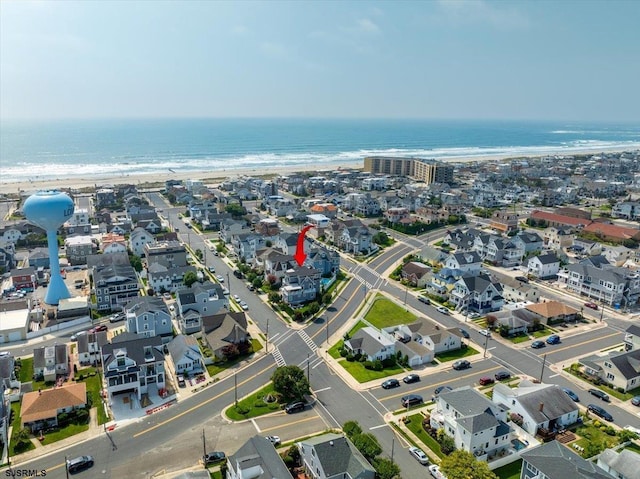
[294, 224, 314, 266]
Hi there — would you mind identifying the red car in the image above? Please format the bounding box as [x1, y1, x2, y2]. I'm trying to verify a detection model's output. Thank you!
[89, 325, 108, 333]
[584, 302, 599, 310]
[479, 376, 495, 386]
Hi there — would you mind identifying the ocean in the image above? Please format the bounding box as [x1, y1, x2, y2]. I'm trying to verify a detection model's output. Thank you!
[1, 118, 639, 184]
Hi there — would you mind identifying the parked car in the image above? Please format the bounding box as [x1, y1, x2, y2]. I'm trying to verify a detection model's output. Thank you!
[208, 266, 216, 273]
[478, 329, 491, 337]
[70, 331, 87, 342]
[247, 283, 255, 291]
[515, 276, 529, 283]
[163, 292, 172, 299]
[285, 401, 305, 414]
[203, 451, 226, 465]
[434, 386, 453, 396]
[233, 294, 240, 301]
[436, 306, 450, 315]
[409, 446, 430, 465]
[382, 378, 400, 389]
[401, 394, 423, 408]
[66, 455, 94, 474]
[216, 275, 225, 282]
[624, 425, 640, 435]
[240, 301, 249, 310]
[631, 396, 640, 406]
[468, 312, 481, 319]
[403, 374, 420, 384]
[458, 328, 470, 339]
[562, 388, 580, 402]
[418, 296, 430, 305]
[494, 370, 511, 381]
[177, 375, 186, 388]
[531, 340, 546, 349]
[428, 464, 444, 478]
[89, 324, 108, 333]
[587, 404, 613, 422]
[109, 313, 125, 323]
[479, 376, 495, 386]
[452, 359, 471, 370]
[265, 435, 281, 446]
[584, 302, 599, 310]
[546, 334, 560, 345]
[588, 389, 610, 402]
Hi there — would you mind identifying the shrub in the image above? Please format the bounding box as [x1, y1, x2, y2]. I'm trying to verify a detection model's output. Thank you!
[339, 348, 348, 358]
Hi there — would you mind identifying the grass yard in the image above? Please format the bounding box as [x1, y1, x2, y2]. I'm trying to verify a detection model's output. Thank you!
[404, 413, 446, 459]
[76, 367, 110, 425]
[435, 345, 479, 362]
[336, 358, 405, 383]
[364, 295, 417, 329]
[9, 402, 35, 456]
[329, 321, 367, 359]
[39, 422, 89, 445]
[225, 383, 282, 421]
[494, 459, 523, 479]
[531, 328, 553, 338]
[508, 334, 531, 344]
[206, 339, 264, 377]
[574, 421, 621, 454]
[18, 357, 53, 392]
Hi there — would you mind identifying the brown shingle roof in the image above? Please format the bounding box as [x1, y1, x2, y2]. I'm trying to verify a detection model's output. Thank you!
[21, 383, 87, 426]
[525, 301, 578, 318]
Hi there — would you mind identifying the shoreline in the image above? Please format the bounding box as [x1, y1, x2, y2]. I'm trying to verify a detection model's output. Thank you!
[3, 146, 637, 195]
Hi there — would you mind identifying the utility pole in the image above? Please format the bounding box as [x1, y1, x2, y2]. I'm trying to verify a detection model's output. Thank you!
[391, 436, 395, 463]
[234, 371, 238, 407]
[202, 428, 206, 462]
[265, 316, 270, 354]
[483, 334, 489, 358]
[403, 283, 408, 311]
[325, 317, 329, 346]
[227, 272, 231, 296]
[307, 353, 310, 383]
[539, 354, 547, 383]
[65, 455, 70, 479]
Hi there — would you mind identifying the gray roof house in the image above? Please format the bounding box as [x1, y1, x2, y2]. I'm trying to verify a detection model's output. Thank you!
[88, 252, 140, 313]
[520, 440, 611, 479]
[202, 311, 251, 360]
[450, 273, 504, 314]
[444, 252, 482, 274]
[492, 381, 579, 436]
[124, 296, 173, 340]
[344, 327, 395, 362]
[176, 281, 228, 318]
[167, 335, 204, 374]
[297, 432, 376, 479]
[33, 344, 69, 382]
[525, 253, 560, 279]
[129, 227, 155, 257]
[624, 324, 640, 351]
[281, 266, 322, 306]
[77, 331, 109, 366]
[579, 348, 640, 392]
[596, 448, 640, 479]
[226, 435, 290, 479]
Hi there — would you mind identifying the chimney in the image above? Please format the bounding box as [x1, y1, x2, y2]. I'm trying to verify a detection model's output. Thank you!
[539, 402, 544, 411]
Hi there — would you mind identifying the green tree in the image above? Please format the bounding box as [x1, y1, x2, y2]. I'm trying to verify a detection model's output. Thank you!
[342, 421, 362, 438]
[225, 203, 247, 217]
[129, 254, 143, 272]
[271, 366, 310, 402]
[183, 271, 198, 287]
[440, 450, 498, 479]
[351, 433, 382, 461]
[373, 457, 401, 479]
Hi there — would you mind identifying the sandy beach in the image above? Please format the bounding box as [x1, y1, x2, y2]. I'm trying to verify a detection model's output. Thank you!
[3, 146, 637, 196]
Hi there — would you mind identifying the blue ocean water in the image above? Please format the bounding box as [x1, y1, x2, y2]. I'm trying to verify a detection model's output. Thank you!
[1, 118, 639, 184]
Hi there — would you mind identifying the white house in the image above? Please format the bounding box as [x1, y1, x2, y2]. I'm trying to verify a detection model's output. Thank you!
[343, 327, 395, 361]
[525, 253, 560, 279]
[445, 252, 482, 274]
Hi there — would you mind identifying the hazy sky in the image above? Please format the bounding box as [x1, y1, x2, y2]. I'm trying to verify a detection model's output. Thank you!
[1, 0, 639, 121]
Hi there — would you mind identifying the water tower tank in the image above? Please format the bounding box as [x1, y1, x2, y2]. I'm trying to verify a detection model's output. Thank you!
[23, 190, 75, 305]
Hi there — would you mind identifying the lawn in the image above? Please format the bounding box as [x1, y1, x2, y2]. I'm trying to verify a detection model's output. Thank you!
[435, 345, 479, 362]
[329, 321, 368, 358]
[403, 413, 446, 459]
[206, 339, 264, 377]
[508, 334, 531, 344]
[76, 366, 110, 425]
[494, 459, 523, 479]
[364, 295, 417, 329]
[9, 402, 35, 456]
[225, 383, 282, 421]
[574, 421, 621, 454]
[39, 422, 89, 445]
[336, 358, 405, 383]
[18, 357, 53, 392]
[531, 328, 553, 338]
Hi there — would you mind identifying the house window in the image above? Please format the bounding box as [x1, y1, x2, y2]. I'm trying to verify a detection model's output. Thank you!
[604, 361, 612, 368]
[117, 358, 125, 367]
[526, 462, 538, 475]
[606, 372, 614, 380]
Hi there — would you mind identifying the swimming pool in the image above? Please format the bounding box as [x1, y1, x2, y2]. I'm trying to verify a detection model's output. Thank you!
[511, 438, 528, 451]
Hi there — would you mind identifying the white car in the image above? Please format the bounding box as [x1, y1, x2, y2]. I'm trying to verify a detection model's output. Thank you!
[409, 446, 430, 465]
[436, 306, 450, 315]
[265, 435, 281, 446]
[216, 275, 225, 282]
[479, 329, 491, 337]
[240, 301, 249, 310]
[233, 294, 240, 301]
[624, 425, 640, 435]
[429, 464, 446, 479]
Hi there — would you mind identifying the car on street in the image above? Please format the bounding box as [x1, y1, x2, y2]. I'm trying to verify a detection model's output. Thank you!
[584, 302, 599, 310]
[265, 435, 281, 446]
[515, 276, 529, 283]
[401, 394, 423, 408]
[216, 275, 225, 282]
[479, 376, 495, 386]
[177, 375, 186, 387]
[109, 313, 125, 323]
[233, 294, 240, 301]
[203, 451, 226, 465]
[239, 301, 249, 310]
[247, 283, 255, 291]
[208, 266, 216, 273]
[468, 312, 481, 319]
[624, 425, 640, 435]
[436, 306, 450, 315]
[89, 324, 108, 333]
[70, 331, 87, 342]
[546, 334, 561, 345]
[403, 374, 420, 384]
[588, 389, 610, 402]
[409, 446, 430, 465]
[631, 396, 640, 406]
[285, 401, 306, 414]
[418, 296, 430, 305]
[478, 329, 491, 337]
[458, 328, 470, 339]
[587, 404, 613, 422]
[434, 386, 453, 396]
[562, 388, 580, 402]
[495, 370, 511, 381]
[66, 455, 94, 474]
[531, 340, 546, 349]
[382, 378, 400, 389]
[429, 464, 445, 478]
[452, 359, 471, 370]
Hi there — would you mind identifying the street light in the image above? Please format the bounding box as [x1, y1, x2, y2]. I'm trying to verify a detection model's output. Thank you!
[483, 334, 489, 358]
[265, 316, 270, 354]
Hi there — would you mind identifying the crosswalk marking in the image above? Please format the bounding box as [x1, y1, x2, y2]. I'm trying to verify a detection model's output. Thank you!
[272, 347, 286, 367]
[298, 330, 318, 352]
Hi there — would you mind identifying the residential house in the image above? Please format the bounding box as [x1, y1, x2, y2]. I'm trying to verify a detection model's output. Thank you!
[624, 324, 640, 351]
[520, 440, 611, 479]
[176, 281, 228, 319]
[500, 276, 540, 303]
[305, 244, 340, 277]
[612, 201, 640, 220]
[525, 253, 560, 279]
[601, 245, 635, 266]
[20, 383, 87, 433]
[572, 238, 602, 256]
[129, 227, 155, 257]
[226, 435, 291, 479]
[512, 232, 544, 255]
[33, 344, 69, 382]
[88, 252, 140, 312]
[544, 226, 575, 251]
[124, 296, 173, 339]
[0, 354, 21, 403]
[579, 348, 640, 393]
[384, 207, 411, 224]
[525, 301, 578, 325]
[444, 252, 483, 275]
[297, 432, 376, 479]
[77, 331, 109, 366]
[389, 320, 462, 355]
[167, 335, 204, 375]
[144, 240, 189, 269]
[401, 261, 431, 288]
[430, 387, 512, 462]
[419, 245, 448, 266]
[281, 266, 322, 306]
[328, 220, 376, 255]
[9, 267, 36, 291]
[260, 250, 297, 284]
[272, 233, 299, 256]
[492, 381, 579, 436]
[0, 240, 17, 273]
[597, 448, 640, 479]
[450, 273, 504, 314]
[202, 311, 251, 361]
[27, 247, 49, 270]
[95, 188, 116, 208]
[147, 262, 197, 294]
[443, 228, 476, 252]
[101, 333, 166, 401]
[65, 235, 97, 265]
[490, 210, 519, 234]
[493, 310, 530, 337]
[484, 237, 522, 267]
[343, 327, 395, 362]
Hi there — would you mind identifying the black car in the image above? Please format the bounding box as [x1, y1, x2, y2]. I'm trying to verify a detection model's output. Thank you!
[531, 340, 546, 349]
[563, 388, 580, 402]
[458, 328, 470, 339]
[67, 456, 94, 474]
[452, 359, 471, 370]
[285, 401, 306, 414]
[588, 389, 610, 402]
[418, 296, 430, 305]
[203, 451, 226, 465]
[515, 276, 529, 283]
[403, 374, 420, 384]
[434, 385, 453, 396]
[494, 370, 511, 381]
[587, 404, 613, 422]
[401, 394, 423, 408]
[382, 378, 400, 389]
